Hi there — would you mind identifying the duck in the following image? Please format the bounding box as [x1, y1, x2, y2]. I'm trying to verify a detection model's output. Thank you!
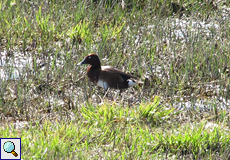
[77, 54, 142, 91]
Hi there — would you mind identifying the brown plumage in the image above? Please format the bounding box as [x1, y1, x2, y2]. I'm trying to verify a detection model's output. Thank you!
[78, 54, 142, 91]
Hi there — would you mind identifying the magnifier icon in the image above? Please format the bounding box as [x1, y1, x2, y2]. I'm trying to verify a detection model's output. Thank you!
[3, 141, 18, 157]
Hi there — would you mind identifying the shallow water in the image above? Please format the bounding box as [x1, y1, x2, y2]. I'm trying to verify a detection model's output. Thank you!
[1, 6, 230, 110]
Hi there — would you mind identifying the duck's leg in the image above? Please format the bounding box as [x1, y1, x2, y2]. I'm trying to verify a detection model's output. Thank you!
[88, 79, 92, 98]
[119, 89, 123, 96]
[103, 87, 110, 98]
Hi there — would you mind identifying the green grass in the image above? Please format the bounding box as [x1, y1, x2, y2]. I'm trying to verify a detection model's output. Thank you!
[1, 0, 230, 159]
[1, 98, 230, 159]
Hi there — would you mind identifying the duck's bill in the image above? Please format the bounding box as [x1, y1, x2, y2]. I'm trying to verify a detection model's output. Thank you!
[77, 59, 86, 65]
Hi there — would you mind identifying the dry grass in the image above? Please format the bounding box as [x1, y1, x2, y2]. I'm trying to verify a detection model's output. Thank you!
[1, 0, 230, 159]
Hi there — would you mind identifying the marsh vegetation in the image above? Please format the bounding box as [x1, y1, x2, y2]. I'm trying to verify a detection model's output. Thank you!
[1, 0, 230, 159]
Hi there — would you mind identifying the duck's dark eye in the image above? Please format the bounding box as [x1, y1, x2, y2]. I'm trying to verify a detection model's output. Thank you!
[88, 56, 91, 59]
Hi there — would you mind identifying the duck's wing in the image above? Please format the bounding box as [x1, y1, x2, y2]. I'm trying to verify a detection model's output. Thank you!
[101, 66, 142, 83]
